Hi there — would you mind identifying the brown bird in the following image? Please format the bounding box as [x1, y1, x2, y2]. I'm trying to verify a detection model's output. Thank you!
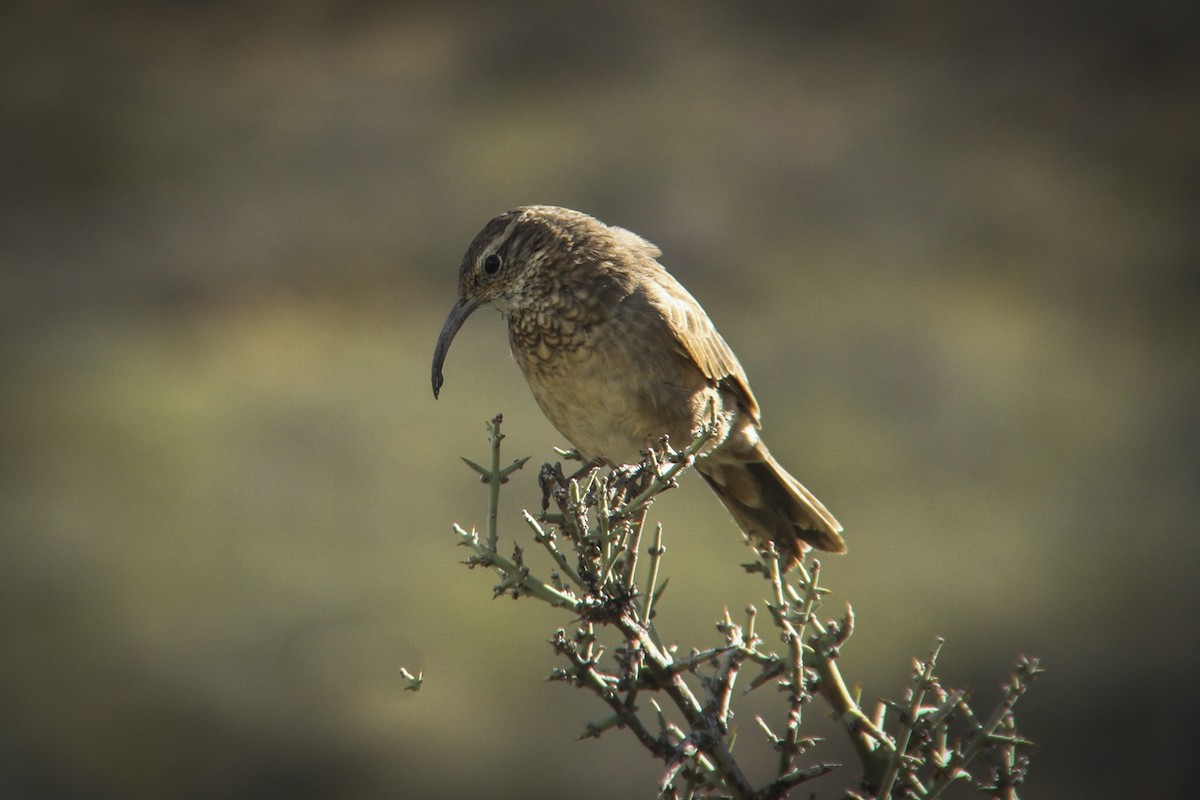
[432, 206, 844, 566]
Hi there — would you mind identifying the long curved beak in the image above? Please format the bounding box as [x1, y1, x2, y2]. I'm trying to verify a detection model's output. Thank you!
[431, 295, 484, 398]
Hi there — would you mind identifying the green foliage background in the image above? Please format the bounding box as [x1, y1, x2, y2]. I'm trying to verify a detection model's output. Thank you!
[3, 2, 1196, 798]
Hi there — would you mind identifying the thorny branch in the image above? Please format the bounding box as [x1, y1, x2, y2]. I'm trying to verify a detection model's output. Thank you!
[448, 415, 1041, 798]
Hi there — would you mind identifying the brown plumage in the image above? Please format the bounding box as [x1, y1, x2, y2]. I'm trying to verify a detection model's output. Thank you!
[432, 206, 844, 567]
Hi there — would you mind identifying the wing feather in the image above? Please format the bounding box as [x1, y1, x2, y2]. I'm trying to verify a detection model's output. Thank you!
[644, 268, 761, 425]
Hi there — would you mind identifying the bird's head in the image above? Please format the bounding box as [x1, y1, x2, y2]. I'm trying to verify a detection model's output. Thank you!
[431, 205, 609, 398]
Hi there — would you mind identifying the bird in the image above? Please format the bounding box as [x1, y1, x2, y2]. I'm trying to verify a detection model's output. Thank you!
[431, 205, 844, 567]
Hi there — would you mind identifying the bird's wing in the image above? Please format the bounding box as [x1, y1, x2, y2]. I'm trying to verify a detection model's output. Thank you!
[645, 269, 762, 425]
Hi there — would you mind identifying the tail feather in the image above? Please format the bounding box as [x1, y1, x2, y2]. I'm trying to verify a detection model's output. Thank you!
[696, 442, 845, 569]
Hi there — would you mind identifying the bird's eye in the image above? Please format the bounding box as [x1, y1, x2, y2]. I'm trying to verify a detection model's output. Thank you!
[482, 253, 503, 276]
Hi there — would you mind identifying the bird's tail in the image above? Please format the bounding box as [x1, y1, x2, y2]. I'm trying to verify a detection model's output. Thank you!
[696, 441, 845, 569]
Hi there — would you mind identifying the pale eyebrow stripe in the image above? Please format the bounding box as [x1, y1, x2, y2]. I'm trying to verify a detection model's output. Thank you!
[488, 213, 524, 256]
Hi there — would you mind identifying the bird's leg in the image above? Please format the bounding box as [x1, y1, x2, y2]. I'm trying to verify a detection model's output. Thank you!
[538, 462, 566, 512]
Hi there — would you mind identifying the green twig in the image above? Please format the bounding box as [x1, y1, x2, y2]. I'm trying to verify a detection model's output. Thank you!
[878, 638, 945, 798]
[482, 413, 531, 553]
[642, 523, 666, 627]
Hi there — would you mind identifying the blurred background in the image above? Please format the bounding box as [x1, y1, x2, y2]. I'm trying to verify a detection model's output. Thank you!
[3, 1, 1197, 798]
